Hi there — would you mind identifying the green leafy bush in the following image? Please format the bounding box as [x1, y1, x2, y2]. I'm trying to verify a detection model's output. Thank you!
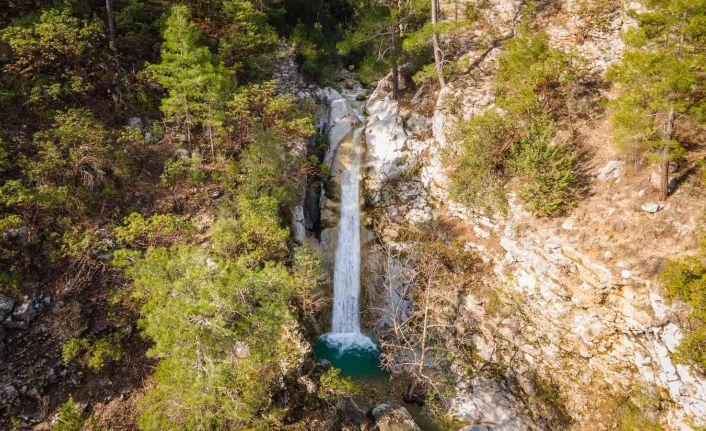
[446, 111, 519, 214]
[54, 396, 87, 431]
[618, 400, 663, 431]
[446, 28, 583, 217]
[118, 243, 303, 430]
[62, 332, 124, 371]
[0, 214, 22, 235]
[494, 27, 581, 121]
[292, 22, 334, 82]
[660, 236, 706, 369]
[114, 212, 193, 248]
[0, 7, 105, 108]
[615, 386, 664, 431]
[159, 154, 205, 185]
[212, 195, 289, 267]
[318, 368, 358, 403]
[607, 0, 706, 195]
[58, 229, 106, 261]
[508, 120, 579, 217]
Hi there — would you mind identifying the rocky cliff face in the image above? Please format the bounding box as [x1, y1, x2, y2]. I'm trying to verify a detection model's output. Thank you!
[360, 1, 706, 430]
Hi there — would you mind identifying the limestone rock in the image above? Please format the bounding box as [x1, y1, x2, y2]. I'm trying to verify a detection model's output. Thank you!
[596, 160, 622, 180]
[451, 377, 540, 431]
[337, 398, 373, 430]
[127, 117, 143, 131]
[370, 404, 420, 431]
[0, 295, 14, 321]
[650, 170, 678, 192]
[641, 202, 664, 213]
[460, 426, 492, 431]
[291, 205, 306, 244]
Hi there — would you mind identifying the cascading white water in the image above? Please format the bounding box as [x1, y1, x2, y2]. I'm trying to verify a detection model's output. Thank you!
[331, 124, 365, 334]
[315, 98, 378, 367]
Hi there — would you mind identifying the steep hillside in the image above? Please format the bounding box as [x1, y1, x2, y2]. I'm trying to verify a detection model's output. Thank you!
[360, 1, 706, 430]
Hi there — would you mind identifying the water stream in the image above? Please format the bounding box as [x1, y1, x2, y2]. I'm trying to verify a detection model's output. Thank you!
[331, 124, 364, 334]
[313, 92, 442, 431]
[315, 101, 382, 378]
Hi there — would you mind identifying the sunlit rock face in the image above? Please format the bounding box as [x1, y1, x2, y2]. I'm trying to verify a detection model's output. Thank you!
[359, 1, 706, 429]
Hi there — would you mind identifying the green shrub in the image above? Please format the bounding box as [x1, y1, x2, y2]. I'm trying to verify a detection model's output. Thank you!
[617, 387, 663, 431]
[445, 111, 520, 214]
[660, 239, 706, 369]
[318, 368, 358, 403]
[508, 119, 579, 217]
[212, 195, 289, 266]
[61, 337, 91, 365]
[58, 229, 106, 261]
[0, 214, 22, 235]
[618, 401, 662, 431]
[159, 154, 205, 185]
[120, 244, 303, 430]
[54, 396, 87, 431]
[114, 212, 192, 248]
[0, 271, 19, 295]
[291, 22, 334, 82]
[495, 26, 581, 121]
[62, 332, 124, 371]
[446, 28, 583, 217]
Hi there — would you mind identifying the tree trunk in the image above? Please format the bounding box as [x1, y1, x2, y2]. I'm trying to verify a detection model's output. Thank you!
[431, 0, 445, 88]
[105, 0, 117, 51]
[403, 380, 417, 403]
[184, 98, 193, 157]
[659, 108, 675, 201]
[391, 24, 400, 100]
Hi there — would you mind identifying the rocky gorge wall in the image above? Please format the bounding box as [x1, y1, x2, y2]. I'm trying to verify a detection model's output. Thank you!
[358, 1, 706, 430]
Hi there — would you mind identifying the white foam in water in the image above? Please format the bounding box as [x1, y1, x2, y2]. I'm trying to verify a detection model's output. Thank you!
[332, 122, 365, 334]
[319, 332, 379, 354]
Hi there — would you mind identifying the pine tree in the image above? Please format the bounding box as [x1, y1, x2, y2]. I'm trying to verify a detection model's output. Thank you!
[608, 0, 706, 200]
[218, 0, 278, 78]
[430, 0, 444, 87]
[337, 0, 427, 98]
[148, 5, 231, 157]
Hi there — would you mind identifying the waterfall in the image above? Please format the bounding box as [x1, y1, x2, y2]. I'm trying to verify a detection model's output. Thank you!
[315, 97, 378, 369]
[332, 124, 365, 334]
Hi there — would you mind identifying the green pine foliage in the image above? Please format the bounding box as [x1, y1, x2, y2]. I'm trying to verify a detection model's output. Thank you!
[62, 332, 124, 371]
[54, 397, 87, 431]
[446, 28, 582, 217]
[0, 3, 350, 427]
[219, 0, 279, 79]
[291, 22, 332, 81]
[115, 223, 319, 429]
[404, 3, 490, 85]
[336, 1, 396, 83]
[446, 111, 519, 214]
[223, 81, 316, 202]
[318, 368, 358, 404]
[608, 0, 706, 174]
[147, 5, 232, 155]
[0, 6, 106, 109]
[508, 120, 579, 217]
[337, 0, 428, 84]
[494, 29, 581, 121]
[114, 213, 193, 249]
[660, 232, 706, 370]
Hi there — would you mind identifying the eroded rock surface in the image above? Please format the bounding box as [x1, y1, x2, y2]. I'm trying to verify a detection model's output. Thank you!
[360, 1, 706, 429]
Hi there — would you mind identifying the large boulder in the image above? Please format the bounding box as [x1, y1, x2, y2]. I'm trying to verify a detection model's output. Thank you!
[369, 403, 420, 431]
[0, 295, 14, 321]
[337, 397, 374, 431]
